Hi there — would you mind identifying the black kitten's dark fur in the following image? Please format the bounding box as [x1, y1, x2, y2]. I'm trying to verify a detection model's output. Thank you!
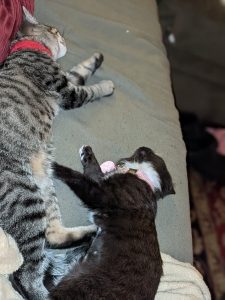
[50, 146, 175, 300]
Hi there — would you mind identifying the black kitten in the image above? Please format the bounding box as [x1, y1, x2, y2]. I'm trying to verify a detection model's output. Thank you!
[50, 146, 175, 300]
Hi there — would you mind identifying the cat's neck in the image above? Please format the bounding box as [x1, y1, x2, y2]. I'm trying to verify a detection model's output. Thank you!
[4, 43, 59, 93]
[9, 39, 52, 57]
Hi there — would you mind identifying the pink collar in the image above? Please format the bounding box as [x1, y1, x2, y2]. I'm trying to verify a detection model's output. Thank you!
[100, 161, 154, 191]
[10, 40, 52, 57]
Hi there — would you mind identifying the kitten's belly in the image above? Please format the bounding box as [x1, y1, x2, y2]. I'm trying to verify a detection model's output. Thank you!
[84, 229, 103, 263]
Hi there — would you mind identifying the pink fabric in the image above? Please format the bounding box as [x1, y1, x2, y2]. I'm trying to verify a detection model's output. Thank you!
[0, 0, 34, 62]
[10, 40, 52, 57]
[100, 161, 154, 190]
[100, 161, 116, 173]
[207, 128, 225, 156]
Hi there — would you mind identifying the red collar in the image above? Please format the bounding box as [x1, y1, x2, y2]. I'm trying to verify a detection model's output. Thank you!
[10, 40, 52, 57]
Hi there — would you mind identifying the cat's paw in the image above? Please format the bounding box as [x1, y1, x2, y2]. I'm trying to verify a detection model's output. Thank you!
[93, 52, 104, 69]
[46, 224, 97, 246]
[79, 145, 94, 165]
[99, 80, 115, 96]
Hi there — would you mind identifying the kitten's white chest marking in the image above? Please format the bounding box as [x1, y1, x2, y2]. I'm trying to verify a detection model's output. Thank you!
[123, 161, 161, 191]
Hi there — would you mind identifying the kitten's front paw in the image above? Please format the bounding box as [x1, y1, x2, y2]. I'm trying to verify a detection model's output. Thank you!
[79, 145, 94, 166]
[99, 80, 115, 96]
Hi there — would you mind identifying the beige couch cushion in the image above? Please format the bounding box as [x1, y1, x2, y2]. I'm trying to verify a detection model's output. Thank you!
[36, 0, 192, 262]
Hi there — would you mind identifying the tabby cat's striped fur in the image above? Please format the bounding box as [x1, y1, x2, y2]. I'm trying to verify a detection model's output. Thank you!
[0, 7, 114, 300]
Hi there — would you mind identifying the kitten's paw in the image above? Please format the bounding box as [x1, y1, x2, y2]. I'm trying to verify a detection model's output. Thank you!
[99, 80, 115, 96]
[93, 52, 104, 69]
[79, 145, 94, 165]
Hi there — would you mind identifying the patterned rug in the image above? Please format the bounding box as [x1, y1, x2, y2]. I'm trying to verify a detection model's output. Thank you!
[189, 170, 225, 300]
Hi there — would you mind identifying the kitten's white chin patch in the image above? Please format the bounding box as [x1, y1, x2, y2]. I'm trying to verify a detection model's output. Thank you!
[123, 161, 161, 192]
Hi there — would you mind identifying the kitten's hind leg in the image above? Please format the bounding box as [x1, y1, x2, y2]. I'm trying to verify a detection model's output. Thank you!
[67, 53, 104, 85]
[79, 145, 104, 182]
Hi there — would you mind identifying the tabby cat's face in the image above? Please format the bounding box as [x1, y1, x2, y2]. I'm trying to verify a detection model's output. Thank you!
[19, 7, 67, 60]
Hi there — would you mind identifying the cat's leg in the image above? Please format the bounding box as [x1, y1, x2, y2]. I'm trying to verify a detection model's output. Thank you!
[44, 178, 96, 246]
[59, 79, 114, 110]
[3, 189, 49, 299]
[47, 146, 104, 244]
[53, 163, 105, 210]
[51, 69, 114, 109]
[79, 145, 104, 182]
[12, 253, 48, 300]
[66, 52, 104, 85]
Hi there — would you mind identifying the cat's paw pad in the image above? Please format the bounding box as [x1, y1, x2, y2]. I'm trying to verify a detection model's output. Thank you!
[100, 80, 115, 96]
[93, 52, 104, 68]
[79, 145, 94, 165]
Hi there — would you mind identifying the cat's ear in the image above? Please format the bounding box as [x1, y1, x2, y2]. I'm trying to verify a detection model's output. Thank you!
[160, 173, 175, 198]
[18, 7, 38, 37]
[22, 6, 38, 25]
[154, 170, 175, 200]
[16, 31, 23, 39]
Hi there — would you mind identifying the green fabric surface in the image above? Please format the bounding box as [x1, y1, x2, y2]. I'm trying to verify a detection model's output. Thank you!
[36, 0, 192, 262]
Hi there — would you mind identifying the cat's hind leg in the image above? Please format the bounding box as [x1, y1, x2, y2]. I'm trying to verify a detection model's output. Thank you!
[2, 183, 49, 299]
[45, 178, 96, 247]
[67, 52, 104, 85]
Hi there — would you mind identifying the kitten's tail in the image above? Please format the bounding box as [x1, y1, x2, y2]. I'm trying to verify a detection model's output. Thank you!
[43, 240, 91, 290]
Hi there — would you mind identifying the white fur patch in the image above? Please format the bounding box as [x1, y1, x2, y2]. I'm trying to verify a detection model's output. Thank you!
[123, 161, 161, 191]
[98, 80, 115, 96]
[168, 33, 176, 44]
[57, 41, 67, 59]
[88, 212, 95, 224]
[23, 6, 38, 25]
[71, 55, 97, 77]
[51, 35, 67, 60]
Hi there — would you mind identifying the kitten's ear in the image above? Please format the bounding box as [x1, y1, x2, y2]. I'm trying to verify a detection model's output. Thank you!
[155, 182, 175, 201]
[161, 175, 175, 198]
[22, 6, 38, 25]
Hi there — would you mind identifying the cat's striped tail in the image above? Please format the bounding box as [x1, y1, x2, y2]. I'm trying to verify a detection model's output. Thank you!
[43, 239, 91, 290]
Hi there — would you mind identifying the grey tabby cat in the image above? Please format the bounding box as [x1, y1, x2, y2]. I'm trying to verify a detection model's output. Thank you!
[0, 7, 114, 300]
